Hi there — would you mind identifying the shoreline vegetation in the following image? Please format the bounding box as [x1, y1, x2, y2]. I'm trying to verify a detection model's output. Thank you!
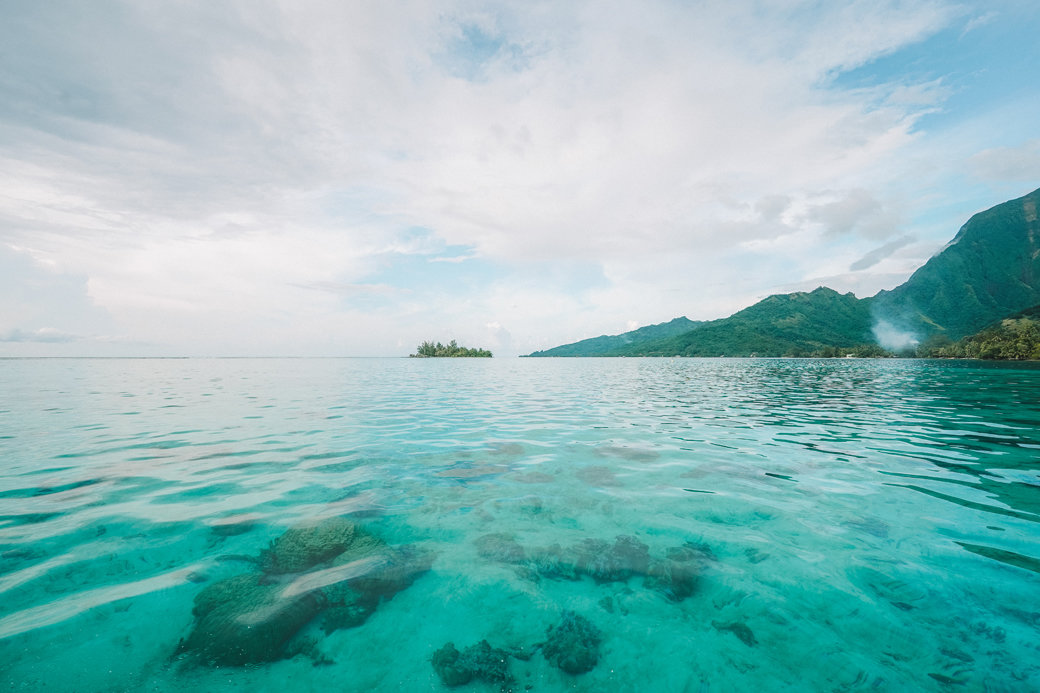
[410, 340, 492, 358]
[916, 308, 1040, 360]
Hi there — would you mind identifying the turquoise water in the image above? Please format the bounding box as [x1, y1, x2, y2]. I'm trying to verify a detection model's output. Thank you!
[0, 357, 1038, 692]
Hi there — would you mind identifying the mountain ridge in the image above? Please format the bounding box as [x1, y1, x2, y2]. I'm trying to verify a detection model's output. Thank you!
[528, 316, 703, 357]
[871, 187, 1040, 341]
[529, 186, 1040, 357]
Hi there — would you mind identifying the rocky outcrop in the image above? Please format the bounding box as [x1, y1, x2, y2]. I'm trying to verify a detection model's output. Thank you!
[177, 516, 431, 666]
[432, 610, 604, 684]
[178, 573, 324, 666]
[478, 532, 703, 601]
[542, 611, 602, 675]
[431, 640, 513, 687]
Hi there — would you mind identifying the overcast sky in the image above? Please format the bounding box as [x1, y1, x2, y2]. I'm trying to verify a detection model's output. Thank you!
[2, 1, 1038, 356]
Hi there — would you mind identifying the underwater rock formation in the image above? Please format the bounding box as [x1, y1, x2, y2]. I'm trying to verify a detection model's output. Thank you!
[259, 516, 368, 574]
[712, 620, 757, 647]
[431, 640, 512, 687]
[532, 536, 699, 597]
[474, 533, 527, 564]
[178, 516, 433, 665]
[314, 543, 435, 635]
[177, 573, 324, 666]
[321, 598, 375, 634]
[525, 536, 652, 583]
[433, 613, 602, 683]
[527, 543, 580, 581]
[644, 545, 700, 602]
[475, 531, 705, 602]
[346, 544, 435, 606]
[542, 611, 602, 675]
[572, 535, 650, 583]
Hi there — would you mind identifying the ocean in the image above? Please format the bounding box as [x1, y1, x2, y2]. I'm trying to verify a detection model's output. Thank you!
[0, 357, 1037, 692]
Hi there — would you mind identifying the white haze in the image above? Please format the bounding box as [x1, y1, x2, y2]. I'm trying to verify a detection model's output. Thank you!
[872, 320, 920, 352]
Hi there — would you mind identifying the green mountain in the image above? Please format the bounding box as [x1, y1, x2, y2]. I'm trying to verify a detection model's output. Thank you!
[614, 287, 882, 357]
[871, 187, 1040, 341]
[528, 317, 702, 356]
[529, 186, 1040, 357]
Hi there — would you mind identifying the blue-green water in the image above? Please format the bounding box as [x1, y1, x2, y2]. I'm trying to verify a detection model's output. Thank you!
[1, 358, 1038, 691]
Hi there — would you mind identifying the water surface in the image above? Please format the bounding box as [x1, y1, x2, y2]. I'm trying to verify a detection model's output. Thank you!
[1, 358, 1038, 691]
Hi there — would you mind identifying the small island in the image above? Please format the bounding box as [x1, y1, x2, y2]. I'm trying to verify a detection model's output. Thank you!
[410, 340, 492, 358]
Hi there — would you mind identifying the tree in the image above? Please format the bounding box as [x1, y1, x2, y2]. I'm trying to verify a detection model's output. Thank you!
[410, 340, 492, 357]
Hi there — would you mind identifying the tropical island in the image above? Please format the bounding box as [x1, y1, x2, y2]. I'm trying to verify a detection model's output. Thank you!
[411, 340, 493, 358]
[528, 187, 1040, 361]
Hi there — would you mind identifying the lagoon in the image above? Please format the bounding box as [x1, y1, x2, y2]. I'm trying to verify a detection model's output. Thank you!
[1, 357, 1038, 691]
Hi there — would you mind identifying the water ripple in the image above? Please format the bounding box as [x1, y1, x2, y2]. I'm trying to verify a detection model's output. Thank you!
[0, 358, 1038, 691]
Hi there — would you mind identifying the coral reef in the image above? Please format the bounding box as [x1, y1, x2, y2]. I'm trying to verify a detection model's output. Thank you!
[474, 533, 527, 563]
[479, 532, 702, 601]
[177, 573, 324, 665]
[542, 611, 602, 675]
[258, 516, 365, 574]
[178, 516, 433, 665]
[346, 544, 435, 605]
[527, 543, 580, 581]
[434, 612, 604, 683]
[321, 599, 375, 634]
[572, 535, 650, 583]
[431, 640, 512, 687]
[644, 546, 700, 601]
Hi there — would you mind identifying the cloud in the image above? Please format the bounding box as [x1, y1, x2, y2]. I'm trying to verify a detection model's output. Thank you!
[3, 0, 1028, 356]
[0, 327, 80, 343]
[293, 281, 406, 297]
[849, 235, 915, 271]
[961, 11, 999, 36]
[804, 189, 903, 240]
[970, 139, 1040, 182]
[0, 243, 114, 339]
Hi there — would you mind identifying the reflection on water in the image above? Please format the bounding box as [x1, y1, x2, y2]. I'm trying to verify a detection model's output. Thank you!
[0, 358, 1038, 691]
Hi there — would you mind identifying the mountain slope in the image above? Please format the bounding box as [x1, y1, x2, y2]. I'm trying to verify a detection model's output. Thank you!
[528, 186, 1040, 357]
[920, 304, 1040, 360]
[528, 317, 702, 357]
[615, 287, 877, 357]
[872, 187, 1040, 340]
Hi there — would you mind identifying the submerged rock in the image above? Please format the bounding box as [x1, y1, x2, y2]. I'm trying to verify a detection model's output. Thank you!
[180, 517, 434, 663]
[542, 611, 602, 675]
[321, 599, 375, 634]
[475, 533, 527, 563]
[432, 643, 472, 687]
[347, 543, 434, 603]
[528, 543, 581, 581]
[178, 573, 324, 666]
[496, 532, 708, 601]
[644, 545, 700, 601]
[712, 620, 757, 647]
[318, 543, 434, 634]
[530, 535, 650, 584]
[259, 516, 367, 575]
[576, 535, 650, 583]
[431, 640, 512, 687]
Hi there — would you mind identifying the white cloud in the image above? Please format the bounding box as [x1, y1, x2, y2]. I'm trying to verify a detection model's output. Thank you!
[1, 0, 1031, 355]
[961, 10, 999, 36]
[970, 139, 1040, 182]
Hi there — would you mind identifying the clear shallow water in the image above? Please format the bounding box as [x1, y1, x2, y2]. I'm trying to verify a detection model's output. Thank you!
[0, 357, 1038, 692]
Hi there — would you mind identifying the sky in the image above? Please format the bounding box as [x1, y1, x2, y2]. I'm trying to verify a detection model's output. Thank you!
[1, 0, 1038, 357]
